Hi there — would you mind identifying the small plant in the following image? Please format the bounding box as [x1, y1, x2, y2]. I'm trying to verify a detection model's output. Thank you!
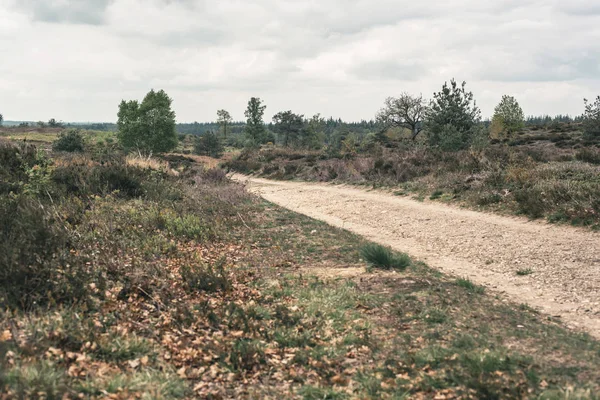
[227, 339, 265, 371]
[180, 259, 231, 293]
[516, 268, 533, 276]
[420, 307, 448, 324]
[456, 277, 485, 294]
[52, 129, 85, 152]
[430, 190, 444, 200]
[361, 243, 411, 271]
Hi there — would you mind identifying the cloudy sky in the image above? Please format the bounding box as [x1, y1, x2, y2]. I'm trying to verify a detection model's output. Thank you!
[1, 0, 599, 123]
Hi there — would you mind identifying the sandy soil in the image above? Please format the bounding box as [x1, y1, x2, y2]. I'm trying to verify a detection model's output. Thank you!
[233, 175, 600, 338]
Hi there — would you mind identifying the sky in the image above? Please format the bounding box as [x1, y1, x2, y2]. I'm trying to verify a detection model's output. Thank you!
[1, 0, 599, 123]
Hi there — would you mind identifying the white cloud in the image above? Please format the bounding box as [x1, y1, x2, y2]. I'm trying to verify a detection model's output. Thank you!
[0, 0, 599, 122]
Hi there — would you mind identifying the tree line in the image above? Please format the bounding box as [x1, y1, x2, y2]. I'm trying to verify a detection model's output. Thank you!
[3, 79, 599, 157]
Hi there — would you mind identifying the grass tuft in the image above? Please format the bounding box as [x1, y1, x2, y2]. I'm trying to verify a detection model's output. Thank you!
[361, 243, 411, 271]
[455, 277, 486, 294]
[516, 268, 534, 276]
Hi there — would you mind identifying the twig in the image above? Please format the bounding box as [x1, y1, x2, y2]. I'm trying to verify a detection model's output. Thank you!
[237, 212, 251, 230]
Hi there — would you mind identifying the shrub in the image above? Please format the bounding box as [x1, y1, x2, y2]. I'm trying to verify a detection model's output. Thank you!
[513, 186, 546, 219]
[0, 140, 48, 195]
[361, 243, 411, 270]
[0, 195, 94, 309]
[180, 259, 231, 293]
[227, 339, 265, 371]
[51, 162, 145, 198]
[576, 147, 600, 165]
[194, 131, 224, 158]
[52, 129, 85, 153]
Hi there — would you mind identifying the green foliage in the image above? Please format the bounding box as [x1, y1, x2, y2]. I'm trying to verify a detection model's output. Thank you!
[47, 118, 63, 128]
[194, 131, 224, 158]
[516, 268, 534, 276]
[117, 89, 178, 155]
[227, 339, 265, 371]
[0, 113, 3, 125]
[430, 190, 444, 200]
[302, 114, 326, 149]
[583, 96, 600, 138]
[52, 129, 85, 153]
[361, 243, 411, 270]
[0, 194, 93, 309]
[216, 109, 233, 139]
[51, 162, 145, 199]
[273, 110, 305, 147]
[299, 385, 348, 399]
[426, 79, 482, 151]
[455, 277, 485, 294]
[0, 140, 50, 195]
[244, 97, 267, 145]
[180, 259, 231, 293]
[491, 95, 525, 138]
[0, 361, 69, 398]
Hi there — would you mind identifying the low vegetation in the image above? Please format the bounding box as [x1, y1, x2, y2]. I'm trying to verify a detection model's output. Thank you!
[1, 85, 600, 398]
[361, 243, 412, 271]
[226, 134, 600, 229]
[1, 137, 599, 398]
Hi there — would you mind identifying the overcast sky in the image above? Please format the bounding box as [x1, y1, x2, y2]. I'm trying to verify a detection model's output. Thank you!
[1, 0, 599, 123]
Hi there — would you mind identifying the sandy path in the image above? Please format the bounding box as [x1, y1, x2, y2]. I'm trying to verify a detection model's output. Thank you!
[233, 175, 600, 338]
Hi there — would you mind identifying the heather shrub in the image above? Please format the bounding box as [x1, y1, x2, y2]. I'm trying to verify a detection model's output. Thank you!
[52, 129, 85, 153]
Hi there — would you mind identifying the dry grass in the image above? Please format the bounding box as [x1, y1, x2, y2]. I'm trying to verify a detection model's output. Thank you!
[126, 154, 179, 176]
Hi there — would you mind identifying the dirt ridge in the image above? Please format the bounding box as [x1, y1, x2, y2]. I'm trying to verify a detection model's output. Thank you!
[233, 174, 600, 338]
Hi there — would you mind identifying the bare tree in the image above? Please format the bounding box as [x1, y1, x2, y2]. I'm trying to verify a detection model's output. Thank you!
[377, 93, 427, 140]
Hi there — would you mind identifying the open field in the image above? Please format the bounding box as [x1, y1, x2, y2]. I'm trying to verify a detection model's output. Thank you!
[1, 139, 600, 399]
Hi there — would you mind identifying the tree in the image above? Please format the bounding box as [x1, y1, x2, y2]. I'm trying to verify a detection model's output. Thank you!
[194, 131, 224, 158]
[583, 96, 600, 138]
[0, 113, 3, 126]
[244, 97, 267, 144]
[425, 79, 482, 151]
[302, 114, 326, 149]
[491, 95, 524, 138]
[117, 89, 177, 155]
[216, 109, 233, 139]
[376, 93, 427, 140]
[272, 110, 304, 147]
[48, 118, 63, 128]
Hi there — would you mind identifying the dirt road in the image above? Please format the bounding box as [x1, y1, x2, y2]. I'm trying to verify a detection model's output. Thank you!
[234, 175, 600, 338]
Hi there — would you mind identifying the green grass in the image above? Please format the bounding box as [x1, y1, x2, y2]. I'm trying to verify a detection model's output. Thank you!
[455, 277, 486, 293]
[517, 268, 534, 276]
[429, 190, 444, 200]
[361, 243, 412, 271]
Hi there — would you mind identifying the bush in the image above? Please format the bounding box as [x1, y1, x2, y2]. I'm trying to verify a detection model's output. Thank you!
[194, 131, 224, 158]
[576, 147, 600, 165]
[0, 195, 94, 309]
[180, 259, 231, 293]
[0, 140, 48, 195]
[52, 129, 85, 153]
[51, 162, 145, 198]
[361, 243, 411, 270]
